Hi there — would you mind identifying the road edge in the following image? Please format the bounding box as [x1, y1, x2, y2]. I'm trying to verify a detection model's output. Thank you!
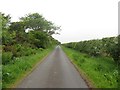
[61, 47, 96, 89]
[11, 49, 54, 88]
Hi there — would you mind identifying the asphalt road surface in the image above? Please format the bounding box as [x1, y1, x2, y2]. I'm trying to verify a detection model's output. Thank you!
[17, 46, 89, 88]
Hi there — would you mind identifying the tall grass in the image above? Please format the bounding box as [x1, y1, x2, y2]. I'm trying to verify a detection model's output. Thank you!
[2, 48, 53, 88]
[62, 46, 118, 88]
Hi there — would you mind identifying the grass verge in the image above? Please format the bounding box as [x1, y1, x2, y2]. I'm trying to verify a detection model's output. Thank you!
[2, 47, 53, 88]
[62, 46, 118, 88]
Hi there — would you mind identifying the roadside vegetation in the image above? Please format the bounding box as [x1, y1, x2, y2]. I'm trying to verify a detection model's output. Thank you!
[62, 36, 119, 88]
[2, 48, 53, 88]
[1, 12, 60, 88]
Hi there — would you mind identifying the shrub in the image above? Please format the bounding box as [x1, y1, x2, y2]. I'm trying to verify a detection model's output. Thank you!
[63, 36, 119, 63]
[2, 52, 13, 65]
[11, 44, 38, 57]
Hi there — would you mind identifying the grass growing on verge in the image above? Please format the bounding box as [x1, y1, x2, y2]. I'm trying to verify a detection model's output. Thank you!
[62, 46, 118, 88]
[2, 47, 53, 88]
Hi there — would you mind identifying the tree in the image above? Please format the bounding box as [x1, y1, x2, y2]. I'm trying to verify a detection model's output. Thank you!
[0, 12, 11, 30]
[2, 12, 60, 62]
[9, 21, 27, 43]
[20, 13, 61, 35]
[1, 13, 13, 45]
[27, 31, 49, 48]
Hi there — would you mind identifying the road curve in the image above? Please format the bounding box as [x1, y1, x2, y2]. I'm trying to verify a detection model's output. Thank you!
[17, 46, 89, 88]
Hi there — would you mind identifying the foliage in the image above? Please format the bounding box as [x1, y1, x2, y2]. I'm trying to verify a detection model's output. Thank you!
[20, 13, 61, 35]
[27, 31, 49, 48]
[2, 48, 52, 88]
[63, 36, 119, 64]
[2, 52, 13, 65]
[0, 12, 11, 30]
[2, 12, 61, 88]
[63, 36, 119, 88]
[2, 12, 60, 65]
[63, 47, 118, 88]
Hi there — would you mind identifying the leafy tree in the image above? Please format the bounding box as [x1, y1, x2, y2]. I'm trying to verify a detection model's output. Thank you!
[1, 13, 14, 46]
[27, 31, 49, 48]
[20, 13, 60, 35]
[2, 12, 60, 65]
[9, 22, 27, 43]
[0, 12, 11, 30]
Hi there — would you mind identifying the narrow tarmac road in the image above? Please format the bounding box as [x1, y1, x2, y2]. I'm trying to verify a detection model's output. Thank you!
[17, 46, 89, 88]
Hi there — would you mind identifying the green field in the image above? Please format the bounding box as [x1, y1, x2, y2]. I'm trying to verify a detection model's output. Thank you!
[2, 47, 53, 88]
[62, 46, 118, 88]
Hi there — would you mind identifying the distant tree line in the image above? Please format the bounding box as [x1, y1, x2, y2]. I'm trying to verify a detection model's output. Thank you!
[1, 12, 61, 65]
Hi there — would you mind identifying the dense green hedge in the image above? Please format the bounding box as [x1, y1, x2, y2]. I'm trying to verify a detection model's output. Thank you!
[63, 36, 120, 64]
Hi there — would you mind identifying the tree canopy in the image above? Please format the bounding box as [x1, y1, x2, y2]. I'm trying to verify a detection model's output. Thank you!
[1, 12, 61, 65]
[20, 13, 61, 35]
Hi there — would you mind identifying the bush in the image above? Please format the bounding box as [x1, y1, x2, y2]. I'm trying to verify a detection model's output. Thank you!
[11, 44, 37, 57]
[63, 36, 119, 63]
[21, 48, 37, 56]
[2, 52, 13, 65]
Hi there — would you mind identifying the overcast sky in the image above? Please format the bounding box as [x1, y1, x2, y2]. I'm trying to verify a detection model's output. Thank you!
[0, 0, 119, 43]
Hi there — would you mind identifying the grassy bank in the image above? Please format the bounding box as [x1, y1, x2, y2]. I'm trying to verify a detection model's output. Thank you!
[2, 47, 53, 88]
[62, 46, 118, 88]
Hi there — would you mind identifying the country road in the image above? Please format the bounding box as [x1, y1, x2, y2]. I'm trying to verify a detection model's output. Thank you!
[17, 46, 89, 88]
